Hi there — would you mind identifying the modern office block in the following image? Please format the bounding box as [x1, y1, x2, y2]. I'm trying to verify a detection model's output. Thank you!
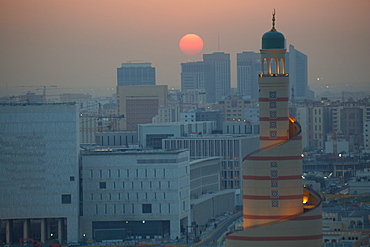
[0, 103, 80, 244]
[138, 121, 217, 149]
[117, 85, 167, 131]
[203, 52, 231, 103]
[237, 51, 261, 100]
[163, 134, 259, 193]
[117, 62, 155, 86]
[80, 148, 190, 240]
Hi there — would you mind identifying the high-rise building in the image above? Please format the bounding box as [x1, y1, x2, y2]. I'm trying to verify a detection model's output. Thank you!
[117, 62, 156, 86]
[237, 51, 261, 100]
[0, 103, 80, 244]
[226, 13, 322, 247]
[180, 61, 208, 92]
[117, 85, 167, 130]
[180, 52, 230, 103]
[286, 45, 314, 101]
[203, 52, 231, 103]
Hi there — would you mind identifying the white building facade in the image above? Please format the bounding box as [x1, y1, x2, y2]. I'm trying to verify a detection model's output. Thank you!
[138, 121, 217, 149]
[162, 135, 259, 192]
[80, 149, 191, 241]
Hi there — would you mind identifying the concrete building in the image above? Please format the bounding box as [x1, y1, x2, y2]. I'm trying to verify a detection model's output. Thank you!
[180, 111, 196, 123]
[225, 13, 322, 247]
[0, 103, 80, 244]
[80, 148, 190, 241]
[195, 110, 223, 133]
[117, 62, 155, 86]
[181, 52, 231, 103]
[181, 61, 208, 92]
[181, 89, 207, 105]
[163, 134, 259, 193]
[152, 104, 180, 124]
[189, 157, 237, 227]
[348, 168, 370, 194]
[95, 131, 138, 147]
[203, 52, 231, 103]
[117, 85, 168, 131]
[322, 212, 370, 246]
[223, 121, 252, 135]
[237, 51, 261, 100]
[212, 96, 255, 122]
[138, 121, 217, 149]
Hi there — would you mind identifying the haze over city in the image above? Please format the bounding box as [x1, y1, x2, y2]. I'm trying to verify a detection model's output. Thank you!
[0, 0, 369, 97]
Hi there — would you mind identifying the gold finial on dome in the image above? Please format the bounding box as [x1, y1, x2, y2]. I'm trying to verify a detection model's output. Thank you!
[271, 9, 276, 31]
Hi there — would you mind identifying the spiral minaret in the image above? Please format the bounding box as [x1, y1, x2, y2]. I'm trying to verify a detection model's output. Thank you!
[225, 11, 322, 247]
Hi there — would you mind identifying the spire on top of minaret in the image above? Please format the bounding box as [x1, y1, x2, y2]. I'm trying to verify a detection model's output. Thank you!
[262, 9, 285, 49]
[271, 9, 276, 31]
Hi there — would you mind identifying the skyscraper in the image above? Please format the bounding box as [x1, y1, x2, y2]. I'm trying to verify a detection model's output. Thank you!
[180, 52, 230, 103]
[180, 61, 207, 92]
[286, 45, 314, 101]
[226, 12, 322, 247]
[203, 52, 231, 103]
[117, 62, 156, 86]
[237, 51, 261, 100]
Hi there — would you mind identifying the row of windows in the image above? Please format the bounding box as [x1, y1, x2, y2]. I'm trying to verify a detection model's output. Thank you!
[268, 91, 278, 140]
[89, 168, 169, 179]
[98, 180, 175, 190]
[90, 191, 183, 202]
[270, 161, 279, 208]
[94, 203, 166, 215]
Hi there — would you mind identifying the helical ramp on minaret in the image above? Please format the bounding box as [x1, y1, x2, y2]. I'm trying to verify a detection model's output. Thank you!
[225, 10, 322, 247]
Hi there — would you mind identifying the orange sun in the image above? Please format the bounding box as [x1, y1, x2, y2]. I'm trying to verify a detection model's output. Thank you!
[179, 34, 204, 55]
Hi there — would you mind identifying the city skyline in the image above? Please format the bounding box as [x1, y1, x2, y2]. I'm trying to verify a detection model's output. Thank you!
[0, 0, 369, 97]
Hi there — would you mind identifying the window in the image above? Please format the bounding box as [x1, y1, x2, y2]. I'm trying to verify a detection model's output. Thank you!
[270, 121, 277, 129]
[100, 182, 106, 189]
[62, 194, 71, 204]
[269, 111, 277, 119]
[270, 161, 278, 168]
[269, 102, 277, 108]
[142, 204, 152, 214]
[270, 170, 278, 178]
[271, 181, 278, 188]
[271, 200, 279, 208]
[269, 131, 277, 138]
[70, 176, 75, 181]
[269, 91, 277, 99]
[271, 190, 279, 198]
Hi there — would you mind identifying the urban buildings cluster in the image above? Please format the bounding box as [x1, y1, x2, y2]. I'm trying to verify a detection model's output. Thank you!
[1, 15, 370, 247]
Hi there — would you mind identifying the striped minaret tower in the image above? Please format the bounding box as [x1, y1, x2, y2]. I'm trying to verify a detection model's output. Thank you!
[225, 10, 322, 247]
[242, 9, 305, 228]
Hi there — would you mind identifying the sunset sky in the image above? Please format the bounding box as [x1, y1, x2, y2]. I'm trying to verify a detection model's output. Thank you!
[0, 0, 369, 96]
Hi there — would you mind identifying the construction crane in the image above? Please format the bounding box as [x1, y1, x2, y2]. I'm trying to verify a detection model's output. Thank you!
[14, 85, 58, 103]
[80, 103, 125, 132]
[36, 85, 58, 102]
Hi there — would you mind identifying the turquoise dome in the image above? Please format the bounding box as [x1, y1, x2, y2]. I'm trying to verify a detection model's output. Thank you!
[262, 30, 285, 49]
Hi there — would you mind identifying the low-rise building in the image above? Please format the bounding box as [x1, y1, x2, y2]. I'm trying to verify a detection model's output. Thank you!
[348, 168, 370, 194]
[80, 148, 190, 241]
[138, 121, 217, 149]
[163, 134, 259, 194]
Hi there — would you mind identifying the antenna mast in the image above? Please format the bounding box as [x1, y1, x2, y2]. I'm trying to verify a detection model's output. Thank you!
[218, 32, 220, 51]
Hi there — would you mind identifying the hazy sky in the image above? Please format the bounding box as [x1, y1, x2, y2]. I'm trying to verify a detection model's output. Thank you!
[1, 0, 369, 96]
